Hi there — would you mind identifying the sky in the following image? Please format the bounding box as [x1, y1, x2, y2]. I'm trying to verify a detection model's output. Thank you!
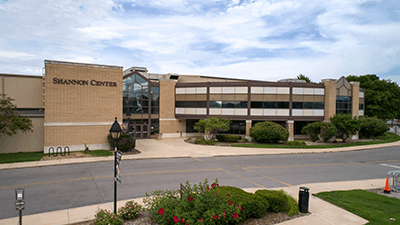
[0, 0, 400, 83]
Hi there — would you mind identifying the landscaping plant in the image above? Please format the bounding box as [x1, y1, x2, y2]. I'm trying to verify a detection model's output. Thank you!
[194, 138, 215, 145]
[255, 190, 299, 216]
[359, 116, 389, 139]
[143, 179, 241, 225]
[302, 122, 336, 142]
[118, 200, 143, 220]
[288, 140, 306, 146]
[108, 133, 136, 150]
[330, 114, 360, 142]
[194, 116, 231, 140]
[216, 134, 241, 143]
[95, 209, 123, 225]
[250, 121, 289, 143]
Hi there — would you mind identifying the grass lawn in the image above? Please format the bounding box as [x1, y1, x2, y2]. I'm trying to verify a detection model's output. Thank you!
[314, 190, 400, 224]
[80, 150, 113, 157]
[0, 152, 45, 164]
[233, 132, 400, 149]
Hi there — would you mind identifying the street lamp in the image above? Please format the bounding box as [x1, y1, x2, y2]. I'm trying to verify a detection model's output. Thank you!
[15, 188, 25, 225]
[109, 117, 122, 214]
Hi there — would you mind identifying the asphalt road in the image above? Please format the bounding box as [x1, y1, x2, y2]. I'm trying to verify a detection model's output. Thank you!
[1, 146, 400, 219]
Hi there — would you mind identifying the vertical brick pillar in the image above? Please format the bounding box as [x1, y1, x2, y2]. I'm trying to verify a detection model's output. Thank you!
[287, 120, 294, 141]
[245, 120, 252, 139]
[321, 79, 337, 122]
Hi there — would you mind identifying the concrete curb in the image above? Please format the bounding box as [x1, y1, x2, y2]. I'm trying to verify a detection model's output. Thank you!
[0, 179, 382, 225]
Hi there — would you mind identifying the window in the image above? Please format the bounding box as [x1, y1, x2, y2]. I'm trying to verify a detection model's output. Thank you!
[210, 101, 248, 108]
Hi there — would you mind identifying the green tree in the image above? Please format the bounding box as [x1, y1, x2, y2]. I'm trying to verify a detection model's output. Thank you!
[346, 74, 400, 120]
[302, 122, 337, 142]
[194, 116, 231, 140]
[330, 114, 360, 142]
[297, 74, 312, 83]
[0, 94, 33, 137]
[249, 121, 289, 143]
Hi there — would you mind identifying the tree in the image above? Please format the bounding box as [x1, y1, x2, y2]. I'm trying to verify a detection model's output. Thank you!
[194, 116, 231, 140]
[302, 122, 337, 142]
[330, 114, 360, 142]
[297, 74, 312, 83]
[0, 94, 33, 137]
[346, 74, 400, 120]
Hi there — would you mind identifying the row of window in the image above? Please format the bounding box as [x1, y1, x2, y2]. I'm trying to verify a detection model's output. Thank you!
[124, 100, 159, 107]
[123, 107, 159, 114]
[175, 101, 326, 109]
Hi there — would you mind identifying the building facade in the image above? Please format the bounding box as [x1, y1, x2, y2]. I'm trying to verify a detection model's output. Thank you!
[0, 60, 365, 153]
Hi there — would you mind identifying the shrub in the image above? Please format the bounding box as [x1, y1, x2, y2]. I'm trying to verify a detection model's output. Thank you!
[250, 121, 289, 143]
[319, 122, 337, 142]
[376, 132, 389, 140]
[216, 186, 268, 222]
[187, 137, 192, 140]
[194, 138, 215, 145]
[95, 209, 122, 225]
[302, 122, 320, 142]
[216, 134, 242, 142]
[108, 133, 135, 149]
[242, 138, 249, 142]
[359, 116, 389, 139]
[288, 140, 306, 146]
[118, 138, 135, 152]
[118, 200, 143, 220]
[143, 179, 241, 225]
[302, 122, 336, 142]
[330, 114, 360, 142]
[255, 190, 299, 216]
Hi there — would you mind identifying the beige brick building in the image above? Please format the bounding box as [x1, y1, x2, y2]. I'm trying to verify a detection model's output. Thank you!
[0, 60, 365, 153]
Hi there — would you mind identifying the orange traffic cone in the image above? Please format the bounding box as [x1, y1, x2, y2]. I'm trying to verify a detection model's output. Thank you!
[383, 177, 391, 194]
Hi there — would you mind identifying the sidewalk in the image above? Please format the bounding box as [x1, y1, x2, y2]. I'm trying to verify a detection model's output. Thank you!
[1, 138, 400, 170]
[0, 178, 382, 225]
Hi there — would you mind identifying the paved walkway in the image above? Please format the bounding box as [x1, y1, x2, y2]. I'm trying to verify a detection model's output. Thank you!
[0, 139, 398, 224]
[1, 138, 400, 170]
[0, 178, 383, 225]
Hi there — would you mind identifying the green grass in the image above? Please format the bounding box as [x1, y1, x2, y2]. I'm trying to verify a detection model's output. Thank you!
[0, 152, 45, 164]
[232, 132, 400, 149]
[0, 150, 113, 164]
[80, 150, 113, 157]
[314, 190, 400, 224]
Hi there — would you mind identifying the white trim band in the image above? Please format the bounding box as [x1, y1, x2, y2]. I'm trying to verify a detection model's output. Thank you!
[44, 122, 116, 127]
[159, 118, 178, 121]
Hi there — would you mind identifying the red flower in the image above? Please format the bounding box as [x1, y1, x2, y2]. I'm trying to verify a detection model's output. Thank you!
[229, 201, 233, 205]
[223, 211, 226, 218]
[216, 193, 219, 197]
[233, 212, 239, 219]
[173, 216, 179, 223]
[158, 208, 164, 215]
[187, 196, 193, 202]
[213, 215, 217, 220]
[181, 218, 185, 223]
[199, 219, 203, 222]
[207, 187, 209, 191]
[237, 204, 242, 211]
[227, 194, 230, 197]
[211, 183, 216, 187]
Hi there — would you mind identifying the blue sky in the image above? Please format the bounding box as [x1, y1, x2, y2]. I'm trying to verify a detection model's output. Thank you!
[0, 0, 399, 83]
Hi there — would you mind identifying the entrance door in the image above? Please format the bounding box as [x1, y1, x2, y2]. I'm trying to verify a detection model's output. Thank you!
[133, 124, 150, 139]
[134, 125, 142, 138]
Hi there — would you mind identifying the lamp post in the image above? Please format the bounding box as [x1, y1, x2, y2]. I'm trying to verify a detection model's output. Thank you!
[15, 188, 25, 225]
[109, 117, 122, 214]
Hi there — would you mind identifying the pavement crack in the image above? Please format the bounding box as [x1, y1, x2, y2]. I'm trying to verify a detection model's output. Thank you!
[88, 169, 106, 203]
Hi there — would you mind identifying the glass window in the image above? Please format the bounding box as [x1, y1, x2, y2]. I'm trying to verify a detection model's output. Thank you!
[264, 102, 277, 108]
[292, 102, 303, 109]
[222, 101, 235, 108]
[136, 75, 148, 85]
[236, 101, 248, 108]
[314, 102, 324, 109]
[359, 104, 364, 110]
[210, 101, 222, 108]
[196, 101, 207, 108]
[151, 108, 159, 114]
[151, 87, 160, 94]
[277, 102, 289, 109]
[251, 102, 263, 108]
[151, 94, 159, 101]
[303, 102, 313, 109]
[151, 100, 159, 107]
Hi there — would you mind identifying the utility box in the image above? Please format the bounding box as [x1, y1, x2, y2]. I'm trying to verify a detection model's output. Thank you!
[299, 186, 309, 213]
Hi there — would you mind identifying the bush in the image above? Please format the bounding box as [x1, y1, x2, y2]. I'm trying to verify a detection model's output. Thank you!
[143, 179, 241, 225]
[118, 200, 143, 220]
[250, 121, 289, 143]
[376, 133, 389, 140]
[242, 138, 249, 142]
[108, 133, 135, 149]
[288, 140, 306, 146]
[255, 190, 299, 216]
[95, 209, 122, 225]
[216, 134, 242, 142]
[194, 138, 215, 145]
[216, 186, 268, 222]
[118, 138, 135, 152]
[302, 122, 336, 142]
[359, 116, 389, 139]
[330, 114, 360, 142]
[319, 122, 337, 142]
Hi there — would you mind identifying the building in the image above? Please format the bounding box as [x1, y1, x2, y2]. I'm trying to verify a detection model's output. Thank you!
[0, 60, 365, 153]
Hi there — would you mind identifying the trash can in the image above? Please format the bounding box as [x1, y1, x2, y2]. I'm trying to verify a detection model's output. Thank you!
[298, 186, 309, 213]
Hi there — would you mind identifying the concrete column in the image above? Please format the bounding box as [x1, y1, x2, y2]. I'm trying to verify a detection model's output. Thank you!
[321, 79, 337, 121]
[245, 120, 252, 139]
[287, 120, 294, 141]
[350, 82, 360, 118]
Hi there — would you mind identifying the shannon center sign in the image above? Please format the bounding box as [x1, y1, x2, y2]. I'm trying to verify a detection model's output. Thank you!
[53, 78, 117, 87]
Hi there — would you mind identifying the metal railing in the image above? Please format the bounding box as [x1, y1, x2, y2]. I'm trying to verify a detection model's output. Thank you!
[387, 170, 400, 192]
